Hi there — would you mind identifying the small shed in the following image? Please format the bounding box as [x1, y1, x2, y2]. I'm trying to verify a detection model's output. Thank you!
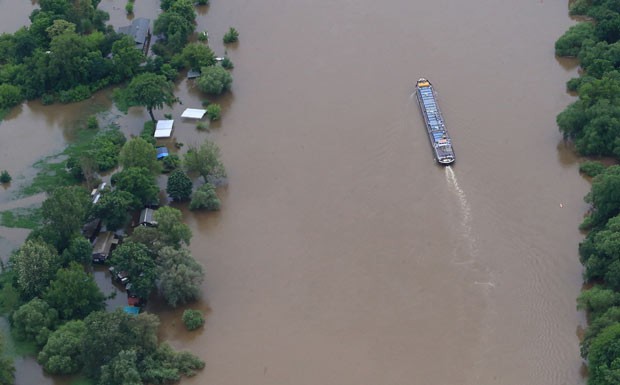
[181, 108, 207, 119]
[92, 231, 119, 263]
[138, 208, 158, 227]
[154, 120, 174, 138]
[187, 69, 201, 79]
[156, 146, 169, 159]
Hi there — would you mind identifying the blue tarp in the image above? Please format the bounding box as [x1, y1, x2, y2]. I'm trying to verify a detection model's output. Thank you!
[156, 146, 169, 159]
[124, 306, 140, 316]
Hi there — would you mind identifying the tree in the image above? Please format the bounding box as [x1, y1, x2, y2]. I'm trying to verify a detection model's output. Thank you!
[91, 190, 135, 230]
[111, 35, 144, 81]
[206, 103, 221, 121]
[119, 137, 161, 174]
[0, 84, 22, 110]
[41, 186, 92, 250]
[12, 298, 58, 347]
[99, 350, 142, 385]
[586, 165, 620, 228]
[182, 309, 204, 330]
[183, 139, 226, 183]
[577, 286, 620, 320]
[196, 65, 232, 95]
[61, 236, 93, 265]
[153, 207, 192, 248]
[0, 335, 14, 385]
[113, 167, 160, 207]
[44, 262, 105, 320]
[181, 43, 215, 70]
[189, 182, 220, 211]
[11, 239, 60, 299]
[128, 226, 162, 255]
[110, 242, 157, 299]
[38, 320, 86, 375]
[587, 322, 620, 385]
[139, 343, 204, 384]
[158, 247, 203, 306]
[0, 171, 11, 184]
[555, 22, 595, 57]
[82, 310, 160, 379]
[121, 73, 176, 121]
[223, 27, 239, 44]
[167, 169, 193, 201]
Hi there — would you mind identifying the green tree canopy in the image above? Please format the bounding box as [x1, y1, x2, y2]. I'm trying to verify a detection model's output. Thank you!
[38, 320, 87, 375]
[110, 242, 157, 299]
[91, 190, 135, 230]
[189, 182, 220, 211]
[196, 65, 232, 95]
[11, 239, 60, 299]
[166, 169, 193, 201]
[44, 262, 105, 320]
[588, 322, 620, 385]
[153, 206, 192, 248]
[158, 246, 203, 306]
[119, 137, 161, 174]
[41, 185, 92, 250]
[181, 43, 215, 71]
[0, 334, 14, 385]
[183, 139, 226, 183]
[61, 236, 93, 265]
[113, 167, 160, 207]
[12, 298, 58, 347]
[120, 73, 176, 121]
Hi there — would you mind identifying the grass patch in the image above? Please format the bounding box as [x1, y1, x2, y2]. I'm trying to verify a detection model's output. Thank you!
[19, 124, 120, 197]
[0, 207, 42, 229]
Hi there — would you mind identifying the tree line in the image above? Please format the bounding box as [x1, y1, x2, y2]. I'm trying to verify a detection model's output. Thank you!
[555, 1, 620, 384]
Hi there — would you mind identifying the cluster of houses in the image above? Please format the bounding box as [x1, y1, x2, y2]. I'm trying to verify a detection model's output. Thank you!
[83, 183, 158, 314]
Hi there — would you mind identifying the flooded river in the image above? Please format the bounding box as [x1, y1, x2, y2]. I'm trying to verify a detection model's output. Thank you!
[0, 0, 589, 384]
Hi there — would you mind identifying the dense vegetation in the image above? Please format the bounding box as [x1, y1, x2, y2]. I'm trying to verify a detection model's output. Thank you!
[555, 1, 620, 384]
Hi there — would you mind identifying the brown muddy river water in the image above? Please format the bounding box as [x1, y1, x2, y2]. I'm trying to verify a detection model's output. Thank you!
[0, 0, 589, 384]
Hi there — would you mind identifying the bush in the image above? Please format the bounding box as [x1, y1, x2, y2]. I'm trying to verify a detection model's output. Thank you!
[86, 116, 99, 130]
[162, 154, 181, 173]
[223, 27, 239, 44]
[41, 94, 55, 105]
[167, 169, 193, 201]
[206, 103, 221, 121]
[140, 121, 157, 146]
[580, 161, 606, 177]
[58, 85, 92, 103]
[125, 2, 134, 14]
[189, 183, 220, 211]
[0, 171, 11, 184]
[221, 57, 234, 69]
[182, 309, 204, 330]
[196, 66, 233, 95]
[0, 84, 22, 109]
[197, 31, 208, 42]
[197, 0, 208, 5]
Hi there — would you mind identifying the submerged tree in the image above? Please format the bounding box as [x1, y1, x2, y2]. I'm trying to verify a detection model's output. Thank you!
[120, 73, 176, 121]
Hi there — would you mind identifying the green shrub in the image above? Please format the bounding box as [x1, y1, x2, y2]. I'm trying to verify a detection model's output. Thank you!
[140, 121, 157, 145]
[196, 66, 233, 95]
[197, 31, 208, 42]
[197, 0, 208, 5]
[182, 309, 205, 331]
[41, 94, 55, 105]
[86, 116, 99, 130]
[206, 103, 221, 121]
[196, 122, 208, 131]
[58, 85, 92, 103]
[0, 84, 22, 109]
[580, 161, 606, 178]
[223, 27, 239, 44]
[0, 170, 11, 184]
[162, 154, 180, 172]
[190, 183, 220, 211]
[221, 57, 234, 69]
[125, 2, 134, 14]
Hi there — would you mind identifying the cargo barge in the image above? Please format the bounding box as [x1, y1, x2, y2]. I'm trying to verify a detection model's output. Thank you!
[415, 78, 455, 165]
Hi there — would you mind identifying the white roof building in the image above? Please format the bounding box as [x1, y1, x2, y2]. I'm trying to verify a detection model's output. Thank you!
[154, 120, 174, 138]
[181, 108, 207, 119]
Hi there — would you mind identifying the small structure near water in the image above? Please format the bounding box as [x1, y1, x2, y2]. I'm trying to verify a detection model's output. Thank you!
[154, 120, 174, 138]
[92, 231, 120, 263]
[117, 18, 152, 55]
